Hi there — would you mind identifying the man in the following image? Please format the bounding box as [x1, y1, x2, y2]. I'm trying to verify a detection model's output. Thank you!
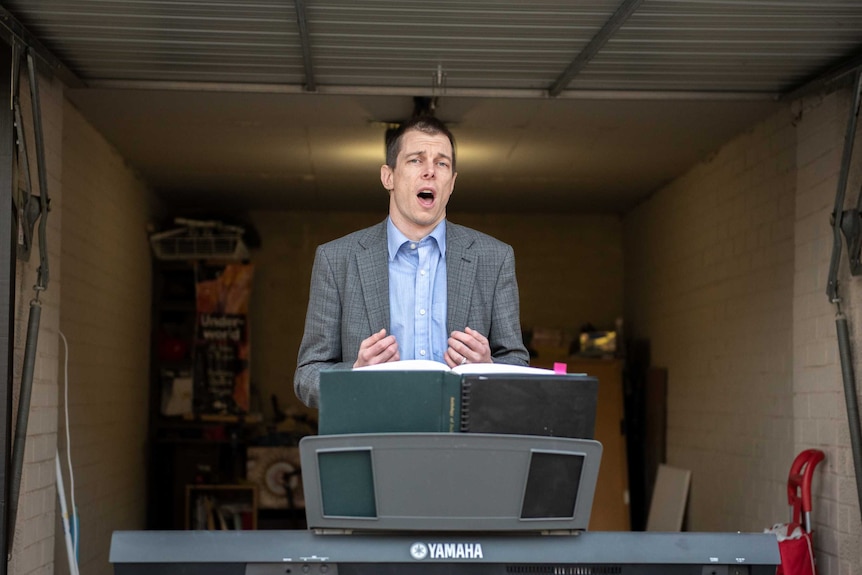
[294, 115, 529, 407]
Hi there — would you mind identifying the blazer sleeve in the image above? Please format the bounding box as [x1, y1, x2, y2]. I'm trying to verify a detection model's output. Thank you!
[294, 245, 353, 408]
[488, 244, 530, 366]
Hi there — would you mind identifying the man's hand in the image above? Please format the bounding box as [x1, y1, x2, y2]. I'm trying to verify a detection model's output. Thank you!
[445, 326, 492, 368]
[353, 328, 400, 368]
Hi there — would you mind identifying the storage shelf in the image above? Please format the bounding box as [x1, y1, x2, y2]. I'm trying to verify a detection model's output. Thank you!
[186, 484, 258, 530]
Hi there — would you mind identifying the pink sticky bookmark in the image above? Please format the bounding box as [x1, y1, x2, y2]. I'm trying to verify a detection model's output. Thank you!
[553, 362, 567, 374]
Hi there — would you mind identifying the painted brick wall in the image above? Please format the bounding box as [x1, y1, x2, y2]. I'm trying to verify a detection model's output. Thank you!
[247, 210, 623, 414]
[624, 106, 798, 534]
[625, 84, 862, 574]
[54, 100, 155, 575]
[9, 71, 64, 575]
[793, 86, 862, 575]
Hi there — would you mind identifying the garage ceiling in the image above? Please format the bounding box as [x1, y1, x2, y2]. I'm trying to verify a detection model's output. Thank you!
[2, 0, 862, 214]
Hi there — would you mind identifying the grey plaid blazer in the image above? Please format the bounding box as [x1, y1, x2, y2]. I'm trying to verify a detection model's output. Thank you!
[294, 219, 529, 407]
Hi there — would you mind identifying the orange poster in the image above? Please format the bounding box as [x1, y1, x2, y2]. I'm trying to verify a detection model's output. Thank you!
[194, 263, 254, 414]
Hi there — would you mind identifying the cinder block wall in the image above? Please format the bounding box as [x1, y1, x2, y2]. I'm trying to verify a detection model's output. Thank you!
[625, 104, 797, 534]
[625, 84, 862, 574]
[55, 101, 156, 575]
[248, 211, 623, 414]
[9, 71, 64, 575]
[793, 87, 862, 575]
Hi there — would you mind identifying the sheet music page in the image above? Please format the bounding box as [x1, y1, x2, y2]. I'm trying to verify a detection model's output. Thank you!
[353, 359, 449, 371]
[452, 363, 557, 375]
[353, 359, 564, 375]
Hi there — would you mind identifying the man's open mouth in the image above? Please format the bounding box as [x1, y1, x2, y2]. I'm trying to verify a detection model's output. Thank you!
[417, 190, 435, 205]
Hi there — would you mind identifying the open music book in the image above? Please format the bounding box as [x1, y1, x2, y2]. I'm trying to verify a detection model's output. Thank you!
[353, 359, 564, 375]
[320, 360, 598, 437]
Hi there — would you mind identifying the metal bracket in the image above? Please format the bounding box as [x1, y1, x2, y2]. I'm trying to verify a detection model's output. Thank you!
[13, 190, 43, 262]
[840, 206, 862, 275]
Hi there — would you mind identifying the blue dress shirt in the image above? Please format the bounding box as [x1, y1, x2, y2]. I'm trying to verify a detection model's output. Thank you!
[387, 217, 448, 363]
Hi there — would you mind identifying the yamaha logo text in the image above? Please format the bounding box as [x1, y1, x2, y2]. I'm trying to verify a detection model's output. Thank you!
[410, 542, 484, 560]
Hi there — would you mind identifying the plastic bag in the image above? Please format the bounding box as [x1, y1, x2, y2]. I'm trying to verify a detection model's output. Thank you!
[765, 523, 816, 575]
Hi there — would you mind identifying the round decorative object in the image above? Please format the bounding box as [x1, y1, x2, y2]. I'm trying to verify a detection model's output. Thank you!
[264, 461, 298, 496]
[246, 447, 304, 509]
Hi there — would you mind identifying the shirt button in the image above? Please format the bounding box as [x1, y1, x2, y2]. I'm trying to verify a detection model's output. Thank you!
[410, 243, 416, 250]
[419, 309, 426, 315]
[420, 350, 426, 356]
[420, 270, 426, 276]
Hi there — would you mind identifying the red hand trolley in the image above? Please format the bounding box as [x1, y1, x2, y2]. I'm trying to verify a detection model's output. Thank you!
[769, 449, 825, 575]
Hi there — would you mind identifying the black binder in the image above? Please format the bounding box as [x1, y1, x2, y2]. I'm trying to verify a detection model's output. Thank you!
[319, 366, 599, 440]
[460, 374, 598, 439]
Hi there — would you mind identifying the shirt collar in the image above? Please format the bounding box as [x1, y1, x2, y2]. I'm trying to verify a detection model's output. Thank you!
[386, 217, 447, 261]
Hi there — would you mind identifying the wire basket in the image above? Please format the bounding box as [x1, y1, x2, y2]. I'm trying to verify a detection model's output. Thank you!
[150, 218, 249, 261]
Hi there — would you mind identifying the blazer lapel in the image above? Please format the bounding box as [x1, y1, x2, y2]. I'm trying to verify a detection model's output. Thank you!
[446, 224, 477, 333]
[356, 221, 390, 332]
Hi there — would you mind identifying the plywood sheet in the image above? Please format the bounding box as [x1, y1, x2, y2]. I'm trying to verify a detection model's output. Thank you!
[646, 464, 691, 532]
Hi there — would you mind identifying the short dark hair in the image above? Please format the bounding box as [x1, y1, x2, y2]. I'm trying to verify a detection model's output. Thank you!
[385, 116, 456, 171]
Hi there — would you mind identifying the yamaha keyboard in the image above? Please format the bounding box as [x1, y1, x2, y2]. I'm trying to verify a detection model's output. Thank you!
[111, 430, 779, 574]
[110, 529, 779, 574]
